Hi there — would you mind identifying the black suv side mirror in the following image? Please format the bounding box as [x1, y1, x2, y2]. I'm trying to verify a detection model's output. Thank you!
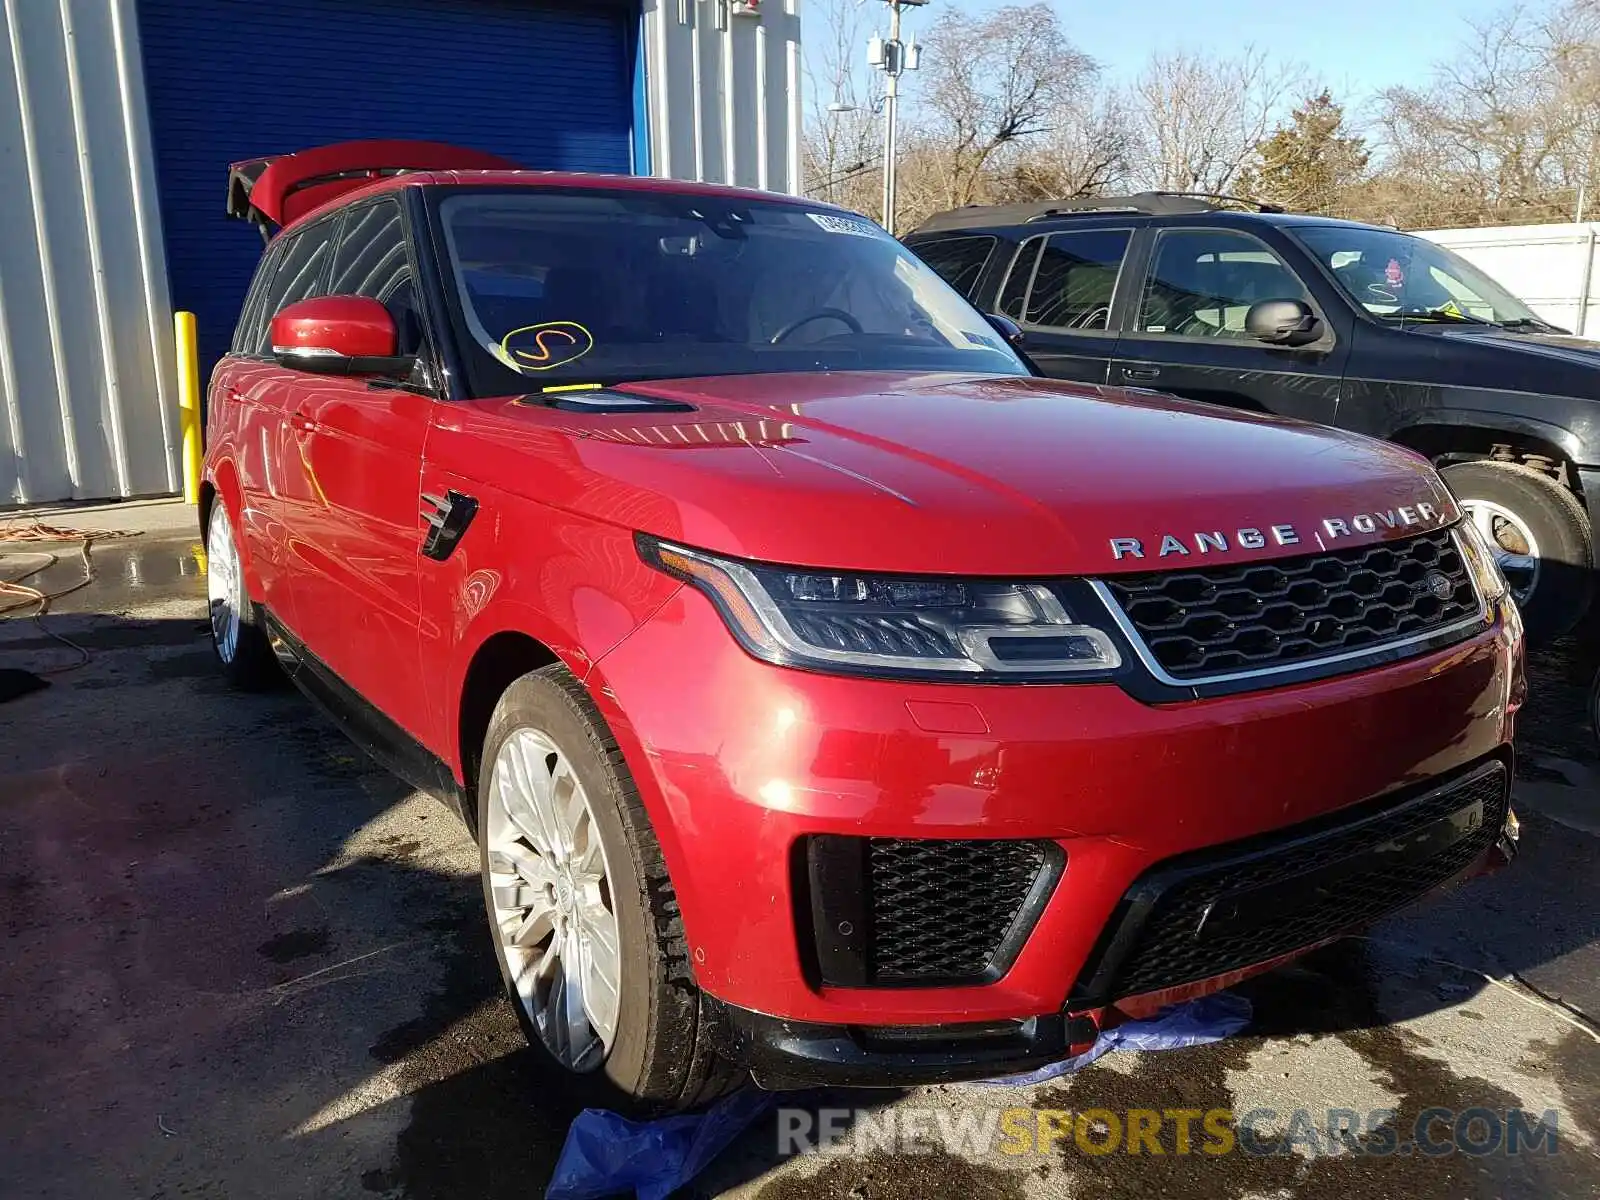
[1246, 299, 1322, 347]
[985, 313, 1026, 348]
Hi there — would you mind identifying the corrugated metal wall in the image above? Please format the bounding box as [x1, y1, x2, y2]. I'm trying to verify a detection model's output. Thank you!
[643, 0, 802, 195]
[0, 0, 177, 506]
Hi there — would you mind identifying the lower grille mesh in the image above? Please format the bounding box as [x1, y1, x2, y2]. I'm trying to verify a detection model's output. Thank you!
[867, 838, 1050, 983]
[1095, 763, 1508, 1000]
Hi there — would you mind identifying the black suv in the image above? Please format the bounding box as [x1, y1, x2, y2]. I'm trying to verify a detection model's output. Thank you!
[906, 192, 1600, 642]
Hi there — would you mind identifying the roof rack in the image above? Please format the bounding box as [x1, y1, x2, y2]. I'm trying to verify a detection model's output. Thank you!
[911, 191, 1286, 234]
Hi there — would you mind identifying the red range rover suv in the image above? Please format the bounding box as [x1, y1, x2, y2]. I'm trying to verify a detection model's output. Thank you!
[202, 142, 1523, 1110]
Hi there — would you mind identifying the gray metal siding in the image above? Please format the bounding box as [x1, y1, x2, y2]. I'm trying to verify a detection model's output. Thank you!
[0, 0, 177, 506]
[643, 0, 801, 194]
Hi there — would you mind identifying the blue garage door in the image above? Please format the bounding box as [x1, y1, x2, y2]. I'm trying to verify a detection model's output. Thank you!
[138, 0, 638, 371]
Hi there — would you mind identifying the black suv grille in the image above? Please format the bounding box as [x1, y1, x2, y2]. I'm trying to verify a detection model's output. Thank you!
[803, 836, 1059, 986]
[1102, 529, 1479, 680]
[1078, 761, 1508, 1002]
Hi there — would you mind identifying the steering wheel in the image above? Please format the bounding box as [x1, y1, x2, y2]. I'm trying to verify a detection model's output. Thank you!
[770, 308, 864, 344]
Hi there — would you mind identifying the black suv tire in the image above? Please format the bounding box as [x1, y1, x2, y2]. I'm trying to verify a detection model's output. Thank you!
[1590, 666, 1600, 753]
[1441, 460, 1593, 644]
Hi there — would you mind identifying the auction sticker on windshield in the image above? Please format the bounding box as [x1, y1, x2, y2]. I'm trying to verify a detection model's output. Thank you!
[808, 212, 889, 238]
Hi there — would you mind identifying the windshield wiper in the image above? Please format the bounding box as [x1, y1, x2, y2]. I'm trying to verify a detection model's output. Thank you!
[1386, 309, 1500, 327]
[1499, 316, 1568, 334]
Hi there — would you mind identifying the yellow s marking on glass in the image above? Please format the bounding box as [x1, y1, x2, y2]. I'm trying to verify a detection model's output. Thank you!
[494, 321, 595, 373]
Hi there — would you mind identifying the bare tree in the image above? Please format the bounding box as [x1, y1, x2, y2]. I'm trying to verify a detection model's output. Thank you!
[902, 3, 1101, 220]
[1372, 0, 1600, 222]
[1128, 48, 1299, 194]
[989, 91, 1137, 202]
[801, 0, 883, 210]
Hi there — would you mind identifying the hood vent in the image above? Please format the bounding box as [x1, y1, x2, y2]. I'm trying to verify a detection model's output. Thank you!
[518, 389, 697, 414]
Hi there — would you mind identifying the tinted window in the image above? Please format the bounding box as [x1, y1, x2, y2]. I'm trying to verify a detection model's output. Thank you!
[232, 244, 281, 355]
[330, 200, 422, 354]
[1023, 230, 1131, 331]
[254, 220, 335, 351]
[1137, 229, 1308, 340]
[330, 201, 408, 300]
[909, 235, 996, 299]
[1294, 225, 1543, 327]
[997, 237, 1041, 319]
[436, 191, 1026, 395]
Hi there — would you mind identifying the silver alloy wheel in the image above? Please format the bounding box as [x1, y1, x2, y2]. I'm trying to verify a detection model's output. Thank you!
[206, 505, 243, 664]
[1461, 498, 1541, 606]
[486, 727, 621, 1072]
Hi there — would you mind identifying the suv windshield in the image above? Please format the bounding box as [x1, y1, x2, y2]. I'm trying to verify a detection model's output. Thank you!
[1294, 225, 1548, 328]
[434, 189, 1026, 394]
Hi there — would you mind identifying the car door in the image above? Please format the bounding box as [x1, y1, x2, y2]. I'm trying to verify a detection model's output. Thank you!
[277, 198, 435, 740]
[997, 227, 1137, 386]
[1111, 226, 1348, 425]
[208, 231, 323, 632]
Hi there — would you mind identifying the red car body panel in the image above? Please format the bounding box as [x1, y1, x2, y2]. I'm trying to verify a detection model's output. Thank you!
[429, 372, 1459, 577]
[202, 167, 1521, 1074]
[282, 379, 433, 738]
[587, 587, 1517, 1022]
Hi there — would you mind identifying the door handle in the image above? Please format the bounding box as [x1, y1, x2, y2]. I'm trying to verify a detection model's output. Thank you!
[288, 412, 318, 433]
[1121, 366, 1161, 381]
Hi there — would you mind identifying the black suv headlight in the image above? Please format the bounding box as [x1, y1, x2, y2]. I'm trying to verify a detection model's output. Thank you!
[639, 536, 1121, 681]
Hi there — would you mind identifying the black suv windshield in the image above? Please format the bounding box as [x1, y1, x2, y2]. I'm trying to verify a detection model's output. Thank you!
[1294, 225, 1546, 328]
[433, 189, 1026, 394]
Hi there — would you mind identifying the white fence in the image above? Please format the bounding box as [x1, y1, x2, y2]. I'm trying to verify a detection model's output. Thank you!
[1418, 222, 1600, 337]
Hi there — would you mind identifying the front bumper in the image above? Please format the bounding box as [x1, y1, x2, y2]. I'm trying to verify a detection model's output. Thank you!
[706, 758, 1516, 1089]
[589, 585, 1521, 1048]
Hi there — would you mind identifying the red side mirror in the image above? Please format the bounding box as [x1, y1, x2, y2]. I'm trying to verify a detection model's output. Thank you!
[270, 295, 407, 374]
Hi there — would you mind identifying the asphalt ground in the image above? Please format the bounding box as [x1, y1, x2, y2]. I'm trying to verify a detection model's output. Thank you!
[2, 521, 1596, 1199]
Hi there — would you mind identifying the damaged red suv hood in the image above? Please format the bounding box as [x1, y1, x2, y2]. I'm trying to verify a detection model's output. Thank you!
[448, 371, 1459, 577]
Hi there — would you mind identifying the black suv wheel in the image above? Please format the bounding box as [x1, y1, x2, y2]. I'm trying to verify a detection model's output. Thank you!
[1441, 460, 1594, 643]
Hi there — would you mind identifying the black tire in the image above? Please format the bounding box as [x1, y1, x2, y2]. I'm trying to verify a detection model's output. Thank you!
[477, 665, 743, 1113]
[204, 501, 281, 690]
[1590, 666, 1600, 755]
[1440, 460, 1594, 645]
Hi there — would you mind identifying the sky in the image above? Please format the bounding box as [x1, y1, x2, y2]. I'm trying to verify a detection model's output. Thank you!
[880, 0, 1515, 112]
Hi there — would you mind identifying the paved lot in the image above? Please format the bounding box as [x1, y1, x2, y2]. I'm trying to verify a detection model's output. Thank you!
[2, 518, 1597, 1199]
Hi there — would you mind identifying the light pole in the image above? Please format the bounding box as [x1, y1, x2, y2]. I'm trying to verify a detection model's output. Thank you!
[824, 103, 858, 205]
[867, 0, 923, 234]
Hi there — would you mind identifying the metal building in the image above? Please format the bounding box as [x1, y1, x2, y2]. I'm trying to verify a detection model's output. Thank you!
[0, 0, 802, 506]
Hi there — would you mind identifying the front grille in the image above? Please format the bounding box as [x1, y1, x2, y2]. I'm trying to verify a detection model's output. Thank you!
[1102, 529, 1480, 680]
[803, 836, 1058, 986]
[867, 838, 1050, 982]
[1082, 761, 1508, 1001]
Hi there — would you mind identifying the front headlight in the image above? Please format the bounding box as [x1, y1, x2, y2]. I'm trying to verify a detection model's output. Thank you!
[638, 537, 1121, 681]
[1454, 519, 1510, 603]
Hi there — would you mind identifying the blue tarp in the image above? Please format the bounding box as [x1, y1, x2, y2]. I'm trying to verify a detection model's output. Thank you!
[545, 992, 1253, 1200]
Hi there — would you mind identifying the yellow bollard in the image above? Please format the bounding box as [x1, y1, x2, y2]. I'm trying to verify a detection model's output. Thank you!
[174, 311, 203, 505]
